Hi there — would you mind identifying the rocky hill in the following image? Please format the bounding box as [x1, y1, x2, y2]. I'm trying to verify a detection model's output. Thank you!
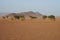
[3, 11, 43, 19]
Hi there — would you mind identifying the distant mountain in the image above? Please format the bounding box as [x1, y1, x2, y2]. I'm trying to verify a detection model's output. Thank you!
[4, 11, 43, 19]
[0, 13, 8, 16]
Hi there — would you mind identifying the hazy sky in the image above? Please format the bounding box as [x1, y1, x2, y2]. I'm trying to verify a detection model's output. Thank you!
[0, 0, 60, 16]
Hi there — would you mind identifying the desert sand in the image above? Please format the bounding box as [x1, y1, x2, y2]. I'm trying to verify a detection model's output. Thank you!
[0, 17, 60, 40]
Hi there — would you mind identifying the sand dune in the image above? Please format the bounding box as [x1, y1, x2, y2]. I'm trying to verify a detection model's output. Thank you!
[0, 17, 60, 40]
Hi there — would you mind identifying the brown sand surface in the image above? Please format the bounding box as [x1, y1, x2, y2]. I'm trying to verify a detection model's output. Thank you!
[0, 17, 60, 40]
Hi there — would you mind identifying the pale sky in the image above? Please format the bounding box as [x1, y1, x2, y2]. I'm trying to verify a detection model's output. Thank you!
[0, 0, 60, 16]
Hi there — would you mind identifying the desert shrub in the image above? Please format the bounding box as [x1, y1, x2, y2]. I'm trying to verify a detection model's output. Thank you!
[14, 16, 20, 19]
[14, 15, 25, 21]
[2, 16, 5, 19]
[43, 15, 47, 20]
[48, 15, 55, 21]
[20, 16, 25, 21]
[6, 16, 9, 18]
[29, 16, 37, 19]
[20, 16, 24, 18]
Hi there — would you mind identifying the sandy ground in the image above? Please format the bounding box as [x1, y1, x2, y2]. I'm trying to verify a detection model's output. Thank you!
[0, 17, 60, 40]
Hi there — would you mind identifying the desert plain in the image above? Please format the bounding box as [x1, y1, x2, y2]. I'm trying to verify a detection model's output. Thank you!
[0, 17, 60, 40]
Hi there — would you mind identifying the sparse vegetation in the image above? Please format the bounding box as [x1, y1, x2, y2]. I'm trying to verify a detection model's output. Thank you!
[13, 15, 25, 21]
[48, 15, 55, 21]
[6, 16, 9, 18]
[29, 16, 37, 19]
[1, 11, 56, 22]
[43, 15, 47, 20]
[14, 16, 20, 19]
[2, 16, 5, 19]
[42, 15, 55, 21]
[20, 16, 25, 21]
